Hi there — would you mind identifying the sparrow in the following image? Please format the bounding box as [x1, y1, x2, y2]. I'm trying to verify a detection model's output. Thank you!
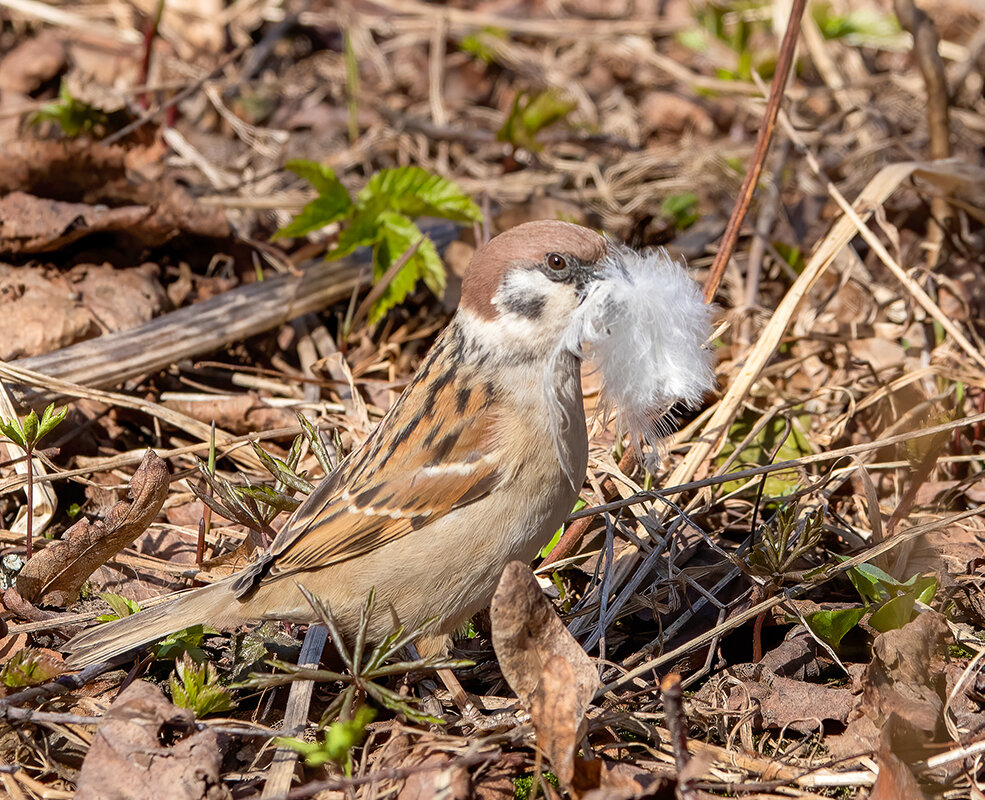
[64, 220, 714, 668]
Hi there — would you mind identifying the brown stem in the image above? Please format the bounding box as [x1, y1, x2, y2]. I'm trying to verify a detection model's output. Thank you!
[702, 0, 808, 304]
[542, 447, 636, 567]
[660, 672, 696, 799]
[24, 443, 33, 561]
[752, 610, 764, 663]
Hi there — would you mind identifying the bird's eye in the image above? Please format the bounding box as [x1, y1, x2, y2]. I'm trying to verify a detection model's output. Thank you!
[546, 253, 567, 270]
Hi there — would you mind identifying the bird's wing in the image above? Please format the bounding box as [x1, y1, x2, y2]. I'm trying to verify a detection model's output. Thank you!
[233, 344, 502, 594]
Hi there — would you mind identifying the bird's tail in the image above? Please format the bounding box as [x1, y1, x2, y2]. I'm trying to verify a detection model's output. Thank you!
[64, 579, 246, 669]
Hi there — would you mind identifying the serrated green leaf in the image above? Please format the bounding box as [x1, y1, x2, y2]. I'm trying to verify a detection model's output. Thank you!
[285, 159, 344, 197]
[869, 593, 917, 632]
[38, 403, 66, 438]
[276, 195, 354, 240]
[805, 606, 866, 649]
[168, 655, 235, 717]
[367, 213, 438, 324]
[0, 418, 27, 448]
[328, 208, 382, 259]
[357, 167, 481, 223]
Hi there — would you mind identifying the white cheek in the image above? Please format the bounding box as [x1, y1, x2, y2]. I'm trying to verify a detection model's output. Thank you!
[490, 270, 577, 345]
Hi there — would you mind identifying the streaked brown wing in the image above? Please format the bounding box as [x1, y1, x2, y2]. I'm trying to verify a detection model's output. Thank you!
[250, 329, 500, 584]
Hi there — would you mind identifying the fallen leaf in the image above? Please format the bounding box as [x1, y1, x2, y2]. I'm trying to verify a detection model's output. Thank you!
[0, 191, 149, 254]
[491, 562, 600, 795]
[870, 715, 929, 800]
[0, 31, 66, 95]
[395, 750, 470, 800]
[530, 655, 582, 788]
[74, 680, 230, 800]
[17, 450, 169, 606]
[490, 561, 599, 713]
[828, 611, 949, 760]
[0, 263, 167, 359]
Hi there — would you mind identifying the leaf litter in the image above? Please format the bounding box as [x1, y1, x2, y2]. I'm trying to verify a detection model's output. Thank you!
[0, 0, 984, 798]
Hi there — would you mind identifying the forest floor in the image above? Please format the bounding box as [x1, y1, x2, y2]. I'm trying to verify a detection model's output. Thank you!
[1, 0, 984, 798]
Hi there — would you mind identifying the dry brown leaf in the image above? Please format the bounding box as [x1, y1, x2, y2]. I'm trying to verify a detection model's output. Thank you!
[530, 655, 582, 788]
[829, 611, 949, 760]
[491, 562, 600, 795]
[490, 561, 599, 711]
[16, 450, 169, 607]
[74, 680, 230, 800]
[0, 192, 150, 254]
[870, 715, 930, 800]
[0, 263, 167, 359]
[395, 750, 470, 800]
[0, 31, 66, 95]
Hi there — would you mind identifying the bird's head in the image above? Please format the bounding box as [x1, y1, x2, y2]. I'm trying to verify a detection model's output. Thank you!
[456, 219, 717, 463]
[459, 219, 609, 356]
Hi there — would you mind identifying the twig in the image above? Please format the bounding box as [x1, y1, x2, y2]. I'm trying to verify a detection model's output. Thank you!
[597, 506, 980, 696]
[103, 47, 245, 146]
[702, 0, 808, 303]
[660, 673, 696, 799]
[261, 624, 329, 799]
[894, 0, 951, 263]
[567, 410, 985, 521]
[348, 237, 425, 332]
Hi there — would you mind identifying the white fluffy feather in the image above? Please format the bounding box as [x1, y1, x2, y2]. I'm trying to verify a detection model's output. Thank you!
[548, 243, 716, 470]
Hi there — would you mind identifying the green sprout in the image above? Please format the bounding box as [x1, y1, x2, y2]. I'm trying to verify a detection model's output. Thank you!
[0, 402, 67, 559]
[168, 654, 236, 717]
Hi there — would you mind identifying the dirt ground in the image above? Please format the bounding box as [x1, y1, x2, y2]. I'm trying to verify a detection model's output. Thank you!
[1, 0, 984, 798]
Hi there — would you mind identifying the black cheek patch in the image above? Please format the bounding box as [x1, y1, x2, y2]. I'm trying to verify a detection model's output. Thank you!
[502, 292, 547, 319]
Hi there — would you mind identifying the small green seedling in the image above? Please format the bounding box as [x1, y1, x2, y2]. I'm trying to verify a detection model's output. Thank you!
[277, 162, 482, 324]
[33, 83, 111, 137]
[276, 705, 375, 775]
[96, 592, 141, 622]
[498, 88, 576, 152]
[805, 561, 939, 648]
[0, 402, 67, 559]
[168, 654, 235, 717]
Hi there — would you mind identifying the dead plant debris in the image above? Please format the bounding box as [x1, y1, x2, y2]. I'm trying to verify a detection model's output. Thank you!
[0, 0, 984, 798]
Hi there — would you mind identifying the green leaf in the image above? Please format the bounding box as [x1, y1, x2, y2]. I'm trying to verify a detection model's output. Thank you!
[1, 648, 63, 688]
[156, 624, 218, 662]
[328, 207, 383, 259]
[168, 655, 235, 717]
[843, 561, 889, 604]
[38, 403, 67, 438]
[805, 606, 866, 649]
[911, 575, 938, 605]
[22, 410, 38, 444]
[276, 195, 354, 239]
[285, 159, 345, 197]
[869, 594, 917, 632]
[459, 26, 507, 63]
[661, 192, 699, 230]
[97, 592, 141, 622]
[367, 213, 443, 324]
[358, 167, 481, 223]
[498, 89, 576, 151]
[276, 705, 375, 767]
[276, 159, 354, 239]
[0, 418, 27, 448]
